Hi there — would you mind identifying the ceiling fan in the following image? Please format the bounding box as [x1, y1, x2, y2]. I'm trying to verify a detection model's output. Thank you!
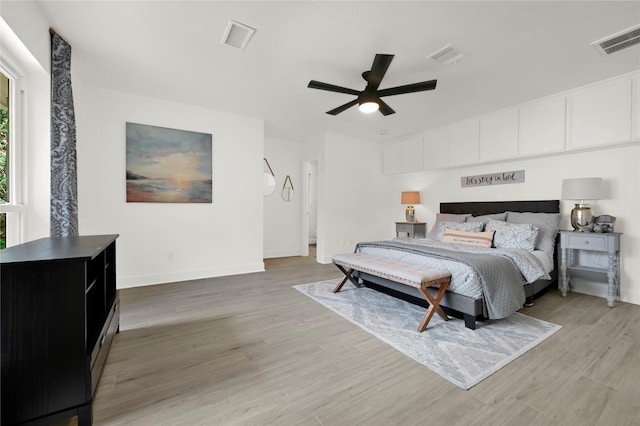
[307, 53, 437, 116]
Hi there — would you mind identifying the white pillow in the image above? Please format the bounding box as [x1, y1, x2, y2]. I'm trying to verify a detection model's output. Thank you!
[441, 229, 495, 248]
[426, 213, 471, 239]
[437, 221, 484, 241]
[505, 211, 561, 257]
[485, 220, 539, 251]
[470, 212, 507, 225]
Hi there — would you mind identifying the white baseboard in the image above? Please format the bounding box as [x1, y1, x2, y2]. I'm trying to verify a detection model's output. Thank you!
[263, 249, 303, 259]
[117, 262, 265, 289]
[571, 278, 640, 306]
[621, 288, 640, 305]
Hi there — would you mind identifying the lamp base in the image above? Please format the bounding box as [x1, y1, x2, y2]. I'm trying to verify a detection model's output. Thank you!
[405, 206, 416, 223]
[570, 203, 593, 231]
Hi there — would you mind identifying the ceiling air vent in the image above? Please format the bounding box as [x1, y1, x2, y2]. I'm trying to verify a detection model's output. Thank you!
[591, 24, 640, 55]
[427, 43, 465, 65]
[221, 20, 256, 51]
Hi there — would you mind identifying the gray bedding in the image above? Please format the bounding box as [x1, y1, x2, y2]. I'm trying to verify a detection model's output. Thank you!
[355, 239, 550, 319]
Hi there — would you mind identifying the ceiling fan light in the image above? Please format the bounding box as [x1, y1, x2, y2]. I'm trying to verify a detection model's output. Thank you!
[359, 101, 379, 113]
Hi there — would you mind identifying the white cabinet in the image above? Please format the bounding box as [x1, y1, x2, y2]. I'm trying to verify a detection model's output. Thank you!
[449, 119, 479, 166]
[382, 71, 639, 174]
[382, 136, 424, 175]
[567, 77, 633, 150]
[518, 96, 566, 156]
[479, 109, 519, 161]
[423, 126, 450, 169]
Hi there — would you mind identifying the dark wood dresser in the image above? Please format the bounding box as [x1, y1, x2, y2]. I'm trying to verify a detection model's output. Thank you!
[0, 235, 119, 425]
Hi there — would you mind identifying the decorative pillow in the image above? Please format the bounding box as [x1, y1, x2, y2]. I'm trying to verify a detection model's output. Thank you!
[471, 212, 507, 225]
[437, 221, 484, 241]
[426, 213, 471, 239]
[505, 212, 561, 257]
[486, 220, 539, 251]
[442, 229, 495, 248]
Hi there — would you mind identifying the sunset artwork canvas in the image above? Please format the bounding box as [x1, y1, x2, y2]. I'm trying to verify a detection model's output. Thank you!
[126, 122, 212, 203]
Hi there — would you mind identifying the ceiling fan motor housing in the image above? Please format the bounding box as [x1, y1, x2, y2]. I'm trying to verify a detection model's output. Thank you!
[308, 53, 437, 116]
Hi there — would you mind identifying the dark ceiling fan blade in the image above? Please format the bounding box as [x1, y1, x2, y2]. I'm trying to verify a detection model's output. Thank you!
[308, 80, 361, 96]
[377, 98, 395, 116]
[366, 54, 394, 89]
[377, 79, 437, 97]
[326, 98, 359, 115]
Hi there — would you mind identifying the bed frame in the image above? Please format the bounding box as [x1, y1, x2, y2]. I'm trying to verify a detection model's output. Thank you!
[359, 199, 560, 329]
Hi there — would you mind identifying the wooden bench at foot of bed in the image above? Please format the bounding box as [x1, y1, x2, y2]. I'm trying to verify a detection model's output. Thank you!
[332, 252, 451, 332]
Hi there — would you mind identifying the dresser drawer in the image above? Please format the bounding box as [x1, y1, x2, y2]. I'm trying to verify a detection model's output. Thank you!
[396, 223, 413, 233]
[565, 233, 607, 251]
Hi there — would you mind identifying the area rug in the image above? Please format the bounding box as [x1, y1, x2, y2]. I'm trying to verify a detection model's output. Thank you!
[293, 279, 561, 389]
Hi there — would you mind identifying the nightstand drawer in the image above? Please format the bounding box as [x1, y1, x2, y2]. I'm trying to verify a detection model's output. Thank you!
[565, 233, 607, 251]
[396, 223, 413, 233]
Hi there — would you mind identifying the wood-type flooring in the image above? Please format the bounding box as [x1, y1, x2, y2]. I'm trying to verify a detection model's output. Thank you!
[64, 250, 640, 425]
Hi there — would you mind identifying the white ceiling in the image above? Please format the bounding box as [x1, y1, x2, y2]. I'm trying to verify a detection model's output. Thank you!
[35, 1, 640, 143]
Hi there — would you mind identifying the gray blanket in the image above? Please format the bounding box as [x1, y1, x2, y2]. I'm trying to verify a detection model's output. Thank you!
[355, 240, 527, 319]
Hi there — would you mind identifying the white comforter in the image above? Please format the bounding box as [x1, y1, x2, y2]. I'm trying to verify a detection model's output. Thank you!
[356, 237, 552, 300]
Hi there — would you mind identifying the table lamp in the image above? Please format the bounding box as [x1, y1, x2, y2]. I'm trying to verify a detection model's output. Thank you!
[561, 177, 603, 231]
[401, 191, 421, 223]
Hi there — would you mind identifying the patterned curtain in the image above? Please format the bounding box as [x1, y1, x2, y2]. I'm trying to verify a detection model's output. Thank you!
[50, 31, 78, 237]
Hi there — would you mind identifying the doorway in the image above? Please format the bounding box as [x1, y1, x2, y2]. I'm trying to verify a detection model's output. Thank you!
[303, 160, 318, 258]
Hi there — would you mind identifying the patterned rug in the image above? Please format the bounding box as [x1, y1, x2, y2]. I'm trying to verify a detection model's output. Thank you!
[294, 279, 561, 389]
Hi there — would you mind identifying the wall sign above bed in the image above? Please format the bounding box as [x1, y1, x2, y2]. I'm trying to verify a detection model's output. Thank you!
[461, 170, 525, 188]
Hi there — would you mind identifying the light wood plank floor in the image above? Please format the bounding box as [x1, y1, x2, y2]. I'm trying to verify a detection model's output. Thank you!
[81, 254, 639, 425]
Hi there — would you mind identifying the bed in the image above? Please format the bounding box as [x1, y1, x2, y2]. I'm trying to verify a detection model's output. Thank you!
[354, 200, 561, 329]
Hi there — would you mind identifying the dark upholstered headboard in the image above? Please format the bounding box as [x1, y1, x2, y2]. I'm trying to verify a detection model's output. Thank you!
[440, 200, 559, 216]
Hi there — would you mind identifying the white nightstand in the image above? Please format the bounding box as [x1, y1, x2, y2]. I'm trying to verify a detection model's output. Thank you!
[558, 230, 621, 307]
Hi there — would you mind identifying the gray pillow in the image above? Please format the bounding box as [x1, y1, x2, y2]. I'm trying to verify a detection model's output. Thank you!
[426, 213, 471, 239]
[486, 220, 539, 251]
[437, 221, 484, 241]
[505, 211, 562, 257]
[471, 212, 507, 225]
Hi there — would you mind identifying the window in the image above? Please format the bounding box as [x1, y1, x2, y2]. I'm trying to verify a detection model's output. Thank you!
[0, 72, 9, 248]
[0, 64, 24, 249]
[0, 18, 35, 248]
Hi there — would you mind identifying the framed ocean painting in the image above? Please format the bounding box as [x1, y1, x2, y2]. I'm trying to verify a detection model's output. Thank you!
[126, 122, 212, 203]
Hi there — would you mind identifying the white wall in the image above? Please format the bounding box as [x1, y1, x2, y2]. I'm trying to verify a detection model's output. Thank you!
[388, 144, 640, 305]
[263, 137, 303, 258]
[317, 133, 392, 263]
[74, 85, 265, 288]
[0, 2, 50, 71]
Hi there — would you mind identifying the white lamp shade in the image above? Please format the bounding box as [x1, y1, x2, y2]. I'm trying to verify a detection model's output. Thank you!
[561, 177, 603, 201]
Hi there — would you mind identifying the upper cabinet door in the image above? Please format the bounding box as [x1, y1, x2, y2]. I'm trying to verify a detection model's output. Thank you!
[479, 109, 519, 162]
[382, 136, 424, 175]
[449, 119, 479, 166]
[423, 126, 450, 169]
[519, 96, 566, 156]
[567, 77, 633, 150]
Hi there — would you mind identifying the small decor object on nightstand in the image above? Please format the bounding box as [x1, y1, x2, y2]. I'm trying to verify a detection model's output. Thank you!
[401, 191, 421, 222]
[561, 177, 603, 231]
[592, 215, 616, 233]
